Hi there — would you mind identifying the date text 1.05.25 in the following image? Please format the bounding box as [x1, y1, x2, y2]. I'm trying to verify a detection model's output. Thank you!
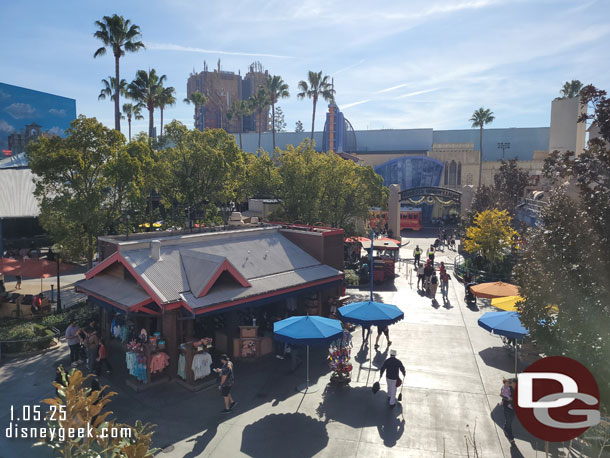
[9, 405, 66, 422]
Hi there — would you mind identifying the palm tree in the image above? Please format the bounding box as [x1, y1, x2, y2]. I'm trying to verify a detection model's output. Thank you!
[226, 100, 251, 150]
[122, 103, 143, 141]
[126, 69, 166, 138]
[98, 76, 127, 103]
[249, 88, 270, 149]
[93, 14, 145, 132]
[297, 71, 335, 141]
[470, 107, 495, 188]
[559, 80, 583, 99]
[266, 75, 290, 151]
[184, 91, 208, 130]
[156, 86, 176, 137]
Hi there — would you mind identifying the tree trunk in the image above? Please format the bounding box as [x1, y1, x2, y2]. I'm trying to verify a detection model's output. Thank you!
[128, 118, 132, 142]
[114, 54, 121, 132]
[160, 107, 164, 137]
[272, 102, 276, 151]
[239, 115, 243, 150]
[311, 96, 317, 141]
[258, 109, 262, 149]
[478, 126, 483, 188]
[149, 104, 154, 138]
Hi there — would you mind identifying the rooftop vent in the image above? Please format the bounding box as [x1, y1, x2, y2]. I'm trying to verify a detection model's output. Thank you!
[151, 240, 161, 260]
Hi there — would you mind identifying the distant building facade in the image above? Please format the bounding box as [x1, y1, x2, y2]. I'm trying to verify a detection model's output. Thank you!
[186, 61, 269, 133]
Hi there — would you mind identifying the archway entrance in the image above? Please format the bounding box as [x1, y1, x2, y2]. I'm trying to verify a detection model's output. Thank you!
[400, 187, 461, 224]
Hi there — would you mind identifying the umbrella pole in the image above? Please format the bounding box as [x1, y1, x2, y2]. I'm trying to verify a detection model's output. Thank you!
[514, 341, 518, 378]
[306, 345, 310, 389]
[297, 344, 318, 394]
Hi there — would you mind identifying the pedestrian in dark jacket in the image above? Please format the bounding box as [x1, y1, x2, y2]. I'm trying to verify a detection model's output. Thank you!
[380, 349, 406, 407]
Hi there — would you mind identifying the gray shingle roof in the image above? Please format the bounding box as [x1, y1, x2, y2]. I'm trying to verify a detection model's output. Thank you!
[75, 275, 150, 307]
[111, 227, 342, 307]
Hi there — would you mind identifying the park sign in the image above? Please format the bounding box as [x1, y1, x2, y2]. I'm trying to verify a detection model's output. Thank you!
[400, 186, 461, 206]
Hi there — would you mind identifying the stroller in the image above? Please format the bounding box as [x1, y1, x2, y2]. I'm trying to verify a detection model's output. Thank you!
[433, 238, 444, 252]
[464, 282, 477, 306]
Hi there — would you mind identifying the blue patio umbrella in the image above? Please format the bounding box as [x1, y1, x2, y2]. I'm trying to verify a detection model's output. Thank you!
[478, 311, 529, 376]
[274, 315, 343, 393]
[337, 301, 404, 372]
[337, 301, 404, 327]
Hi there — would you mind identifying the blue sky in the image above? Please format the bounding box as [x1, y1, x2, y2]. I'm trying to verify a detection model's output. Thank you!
[1, 0, 609, 135]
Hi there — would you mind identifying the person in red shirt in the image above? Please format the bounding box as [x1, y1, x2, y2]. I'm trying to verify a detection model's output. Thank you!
[95, 339, 112, 375]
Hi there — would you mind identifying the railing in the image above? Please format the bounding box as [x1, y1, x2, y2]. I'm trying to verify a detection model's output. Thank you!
[453, 254, 513, 283]
[0, 326, 60, 359]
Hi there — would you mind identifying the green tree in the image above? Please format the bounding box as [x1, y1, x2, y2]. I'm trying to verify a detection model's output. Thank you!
[156, 85, 176, 137]
[93, 14, 145, 132]
[226, 99, 251, 150]
[122, 102, 144, 142]
[493, 158, 529, 215]
[249, 88, 270, 149]
[295, 120, 304, 133]
[297, 71, 335, 140]
[266, 75, 290, 151]
[559, 79, 583, 99]
[470, 107, 495, 188]
[161, 121, 243, 229]
[27, 116, 150, 267]
[127, 69, 167, 138]
[516, 84, 610, 412]
[183, 91, 208, 130]
[272, 106, 287, 133]
[463, 209, 518, 268]
[98, 76, 127, 104]
[39, 367, 159, 457]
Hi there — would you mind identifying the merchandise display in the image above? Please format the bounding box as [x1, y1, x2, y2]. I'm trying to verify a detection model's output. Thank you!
[126, 351, 147, 383]
[178, 353, 186, 380]
[328, 330, 353, 381]
[192, 351, 212, 380]
[150, 351, 169, 373]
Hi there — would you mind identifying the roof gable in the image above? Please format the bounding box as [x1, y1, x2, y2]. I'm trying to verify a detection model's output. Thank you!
[180, 249, 250, 298]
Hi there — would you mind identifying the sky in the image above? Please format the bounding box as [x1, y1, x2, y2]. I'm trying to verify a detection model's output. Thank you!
[1, 0, 609, 136]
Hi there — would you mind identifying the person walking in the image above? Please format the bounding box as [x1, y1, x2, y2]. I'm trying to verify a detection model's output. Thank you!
[215, 354, 237, 413]
[416, 264, 425, 290]
[440, 270, 451, 300]
[427, 245, 435, 264]
[361, 324, 371, 346]
[429, 274, 439, 298]
[95, 339, 112, 375]
[439, 261, 446, 276]
[501, 378, 516, 445]
[374, 325, 391, 350]
[380, 349, 406, 407]
[413, 245, 422, 267]
[85, 328, 100, 373]
[423, 261, 435, 293]
[65, 319, 81, 367]
[15, 274, 22, 290]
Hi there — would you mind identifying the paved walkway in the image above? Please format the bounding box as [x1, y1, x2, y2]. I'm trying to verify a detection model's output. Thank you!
[0, 230, 573, 457]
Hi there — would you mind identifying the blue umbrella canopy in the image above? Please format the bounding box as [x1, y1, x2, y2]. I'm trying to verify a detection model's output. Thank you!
[337, 301, 404, 326]
[273, 315, 343, 346]
[478, 311, 529, 340]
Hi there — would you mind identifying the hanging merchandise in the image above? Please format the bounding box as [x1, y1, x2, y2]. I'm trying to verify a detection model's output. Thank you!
[126, 351, 147, 383]
[328, 330, 353, 383]
[178, 353, 187, 380]
[150, 352, 169, 373]
[192, 351, 212, 380]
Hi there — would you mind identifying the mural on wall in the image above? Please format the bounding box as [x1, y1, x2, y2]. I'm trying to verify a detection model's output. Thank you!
[0, 82, 76, 156]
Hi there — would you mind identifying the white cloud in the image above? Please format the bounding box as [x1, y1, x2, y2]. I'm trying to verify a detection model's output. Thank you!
[0, 120, 15, 133]
[5, 103, 37, 119]
[398, 88, 440, 99]
[49, 108, 66, 117]
[341, 99, 371, 110]
[147, 42, 295, 59]
[46, 126, 65, 136]
[332, 60, 366, 76]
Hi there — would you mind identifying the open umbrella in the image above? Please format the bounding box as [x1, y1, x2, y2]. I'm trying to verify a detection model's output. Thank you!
[274, 315, 343, 393]
[478, 311, 529, 376]
[491, 295, 523, 312]
[0, 258, 20, 275]
[470, 281, 519, 299]
[337, 301, 404, 371]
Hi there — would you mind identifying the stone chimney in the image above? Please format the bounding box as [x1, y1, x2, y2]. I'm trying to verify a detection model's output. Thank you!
[150, 240, 161, 260]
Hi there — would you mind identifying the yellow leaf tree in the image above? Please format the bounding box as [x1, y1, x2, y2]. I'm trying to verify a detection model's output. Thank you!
[38, 367, 158, 458]
[463, 209, 518, 267]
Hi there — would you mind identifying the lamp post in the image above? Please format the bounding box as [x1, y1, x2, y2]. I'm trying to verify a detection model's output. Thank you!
[497, 142, 510, 159]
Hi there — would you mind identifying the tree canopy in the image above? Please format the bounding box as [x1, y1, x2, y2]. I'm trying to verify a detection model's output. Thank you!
[463, 209, 518, 267]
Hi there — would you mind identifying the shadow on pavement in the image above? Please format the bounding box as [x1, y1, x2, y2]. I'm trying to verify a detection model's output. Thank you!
[478, 347, 517, 373]
[240, 412, 328, 458]
[490, 404, 562, 457]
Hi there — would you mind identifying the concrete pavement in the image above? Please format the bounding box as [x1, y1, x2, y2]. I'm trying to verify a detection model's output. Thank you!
[0, 229, 574, 457]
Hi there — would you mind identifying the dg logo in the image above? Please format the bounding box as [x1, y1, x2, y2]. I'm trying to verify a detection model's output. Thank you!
[515, 356, 600, 442]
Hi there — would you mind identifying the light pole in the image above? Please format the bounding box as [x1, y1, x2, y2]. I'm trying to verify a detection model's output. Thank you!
[497, 142, 510, 159]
